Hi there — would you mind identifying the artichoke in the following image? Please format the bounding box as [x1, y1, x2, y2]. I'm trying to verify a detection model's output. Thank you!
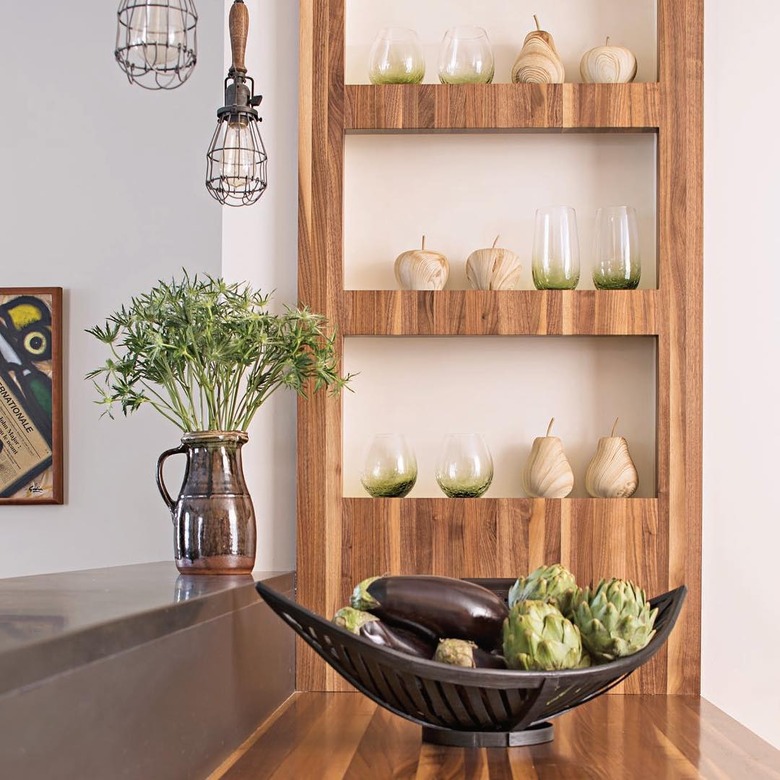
[571, 578, 658, 663]
[508, 563, 578, 616]
[435, 639, 480, 668]
[434, 639, 507, 669]
[333, 607, 378, 633]
[502, 600, 582, 671]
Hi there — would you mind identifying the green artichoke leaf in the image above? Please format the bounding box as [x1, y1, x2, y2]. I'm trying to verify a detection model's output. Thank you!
[509, 564, 578, 615]
[502, 600, 582, 671]
[573, 578, 658, 662]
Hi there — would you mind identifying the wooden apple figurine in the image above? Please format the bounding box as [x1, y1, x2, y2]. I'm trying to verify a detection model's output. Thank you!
[523, 418, 575, 498]
[466, 236, 523, 291]
[580, 37, 637, 84]
[394, 236, 449, 291]
[512, 15, 565, 84]
[585, 418, 639, 498]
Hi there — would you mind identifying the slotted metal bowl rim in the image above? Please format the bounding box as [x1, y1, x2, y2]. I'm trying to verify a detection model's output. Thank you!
[256, 578, 687, 732]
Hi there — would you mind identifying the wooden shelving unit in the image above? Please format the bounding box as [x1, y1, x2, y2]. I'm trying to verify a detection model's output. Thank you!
[298, 0, 702, 695]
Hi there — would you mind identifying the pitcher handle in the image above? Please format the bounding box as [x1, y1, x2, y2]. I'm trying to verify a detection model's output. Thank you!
[156, 444, 188, 516]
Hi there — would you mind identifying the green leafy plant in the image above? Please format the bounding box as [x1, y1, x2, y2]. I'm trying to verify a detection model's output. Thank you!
[86, 273, 351, 432]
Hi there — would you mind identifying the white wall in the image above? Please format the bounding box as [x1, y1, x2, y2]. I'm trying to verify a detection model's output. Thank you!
[345, 0, 657, 84]
[221, 0, 299, 572]
[344, 337, 657, 499]
[0, 1, 224, 576]
[345, 133, 657, 291]
[702, 0, 780, 750]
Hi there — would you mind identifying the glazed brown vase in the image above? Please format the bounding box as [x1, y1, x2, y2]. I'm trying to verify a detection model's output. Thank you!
[156, 431, 256, 575]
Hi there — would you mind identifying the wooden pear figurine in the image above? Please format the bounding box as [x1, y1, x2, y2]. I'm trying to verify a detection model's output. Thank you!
[585, 418, 638, 498]
[512, 15, 565, 84]
[394, 235, 449, 291]
[522, 418, 575, 498]
[466, 236, 523, 291]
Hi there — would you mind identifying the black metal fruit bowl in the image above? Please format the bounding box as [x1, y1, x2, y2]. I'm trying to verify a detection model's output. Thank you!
[256, 578, 687, 748]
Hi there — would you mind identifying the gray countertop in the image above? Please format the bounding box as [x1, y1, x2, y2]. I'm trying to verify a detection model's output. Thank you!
[0, 562, 294, 696]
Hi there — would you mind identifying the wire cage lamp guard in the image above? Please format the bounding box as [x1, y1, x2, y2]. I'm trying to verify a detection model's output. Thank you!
[206, 1, 268, 207]
[115, 0, 198, 90]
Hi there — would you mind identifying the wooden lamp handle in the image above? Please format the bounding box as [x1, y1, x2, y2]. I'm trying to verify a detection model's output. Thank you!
[230, 0, 249, 74]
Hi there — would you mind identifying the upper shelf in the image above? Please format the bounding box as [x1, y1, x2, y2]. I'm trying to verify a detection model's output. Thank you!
[340, 289, 658, 336]
[344, 83, 660, 132]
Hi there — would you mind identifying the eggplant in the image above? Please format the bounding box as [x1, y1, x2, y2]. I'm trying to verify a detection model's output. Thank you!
[434, 639, 507, 669]
[333, 607, 434, 658]
[351, 575, 509, 651]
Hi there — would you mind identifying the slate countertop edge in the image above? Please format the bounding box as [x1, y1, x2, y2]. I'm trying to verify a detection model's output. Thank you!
[0, 564, 294, 698]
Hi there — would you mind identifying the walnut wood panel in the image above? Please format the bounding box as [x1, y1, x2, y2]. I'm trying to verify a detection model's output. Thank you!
[345, 83, 659, 132]
[340, 498, 663, 695]
[298, 0, 702, 696]
[297, 0, 346, 692]
[341, 290, 658, 336]
[216, 694, 780, 780]
[657, 0, 704, 695]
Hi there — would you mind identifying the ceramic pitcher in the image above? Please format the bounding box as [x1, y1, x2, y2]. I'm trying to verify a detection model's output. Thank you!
[156, 431, 256, 575]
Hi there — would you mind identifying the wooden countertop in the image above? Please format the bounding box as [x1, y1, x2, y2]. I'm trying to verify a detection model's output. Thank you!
[212, 693, 780, 779]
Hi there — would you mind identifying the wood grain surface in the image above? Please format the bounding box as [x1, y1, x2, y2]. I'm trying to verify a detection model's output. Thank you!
[345, 83, 659, 132]
[228, 1, 249, 74]
[341, 290, 658, 336]
[297, 0, 702, 694]
[214, 694, 780, 780]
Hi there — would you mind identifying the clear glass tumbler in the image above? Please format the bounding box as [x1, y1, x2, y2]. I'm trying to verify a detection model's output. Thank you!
[532, 206, 581, 290]
[435, 434, 494, 498]
[592, 206, 641, 289]
[360, 434, 418, 498]
[438, 26, 495, 84]
[368, 28, 426, 85]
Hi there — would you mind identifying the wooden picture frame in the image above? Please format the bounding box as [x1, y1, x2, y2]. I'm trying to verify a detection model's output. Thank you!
[0, 288, 63, 505]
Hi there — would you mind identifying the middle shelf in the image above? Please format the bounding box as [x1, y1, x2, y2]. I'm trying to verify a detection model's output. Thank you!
[340, 289, 658, 336]
[344, 83, 661, 132]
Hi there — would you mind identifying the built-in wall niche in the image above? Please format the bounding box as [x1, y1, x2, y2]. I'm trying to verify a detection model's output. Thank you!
[345, 0, 658, 85]
[343, 336, 657, 499]
[344, 132, 657, 291]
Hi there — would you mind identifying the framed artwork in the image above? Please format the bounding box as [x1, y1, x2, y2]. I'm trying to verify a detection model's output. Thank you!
[0, 288, 63, 504]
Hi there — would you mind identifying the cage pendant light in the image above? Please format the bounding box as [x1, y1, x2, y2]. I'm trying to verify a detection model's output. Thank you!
[205, 0, 268, 207]
[115, 0, 198, 90]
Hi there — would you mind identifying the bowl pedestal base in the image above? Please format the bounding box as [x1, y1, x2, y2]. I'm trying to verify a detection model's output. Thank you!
[422, 721, 554, 747]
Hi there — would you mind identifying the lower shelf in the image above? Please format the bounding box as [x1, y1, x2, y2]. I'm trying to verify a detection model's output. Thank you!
[340, 497, 663, 694]
[342, 497, 658, 573]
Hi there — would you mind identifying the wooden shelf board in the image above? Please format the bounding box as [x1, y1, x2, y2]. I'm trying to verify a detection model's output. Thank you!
[344, 83, 660, 132]
[340, 289, 658, 336]
[343, 497, 658, 507]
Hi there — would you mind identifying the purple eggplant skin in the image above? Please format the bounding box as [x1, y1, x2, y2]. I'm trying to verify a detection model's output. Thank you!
[474, 648, 507, 669]
[352, 575, 509, 651]
[360, 620, 435, 658]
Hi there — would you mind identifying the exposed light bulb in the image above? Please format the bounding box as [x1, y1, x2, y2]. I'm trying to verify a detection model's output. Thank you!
[116, 0, 198, 89]
[221, 120, 256, 190]
[128, 3, 186, 69]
